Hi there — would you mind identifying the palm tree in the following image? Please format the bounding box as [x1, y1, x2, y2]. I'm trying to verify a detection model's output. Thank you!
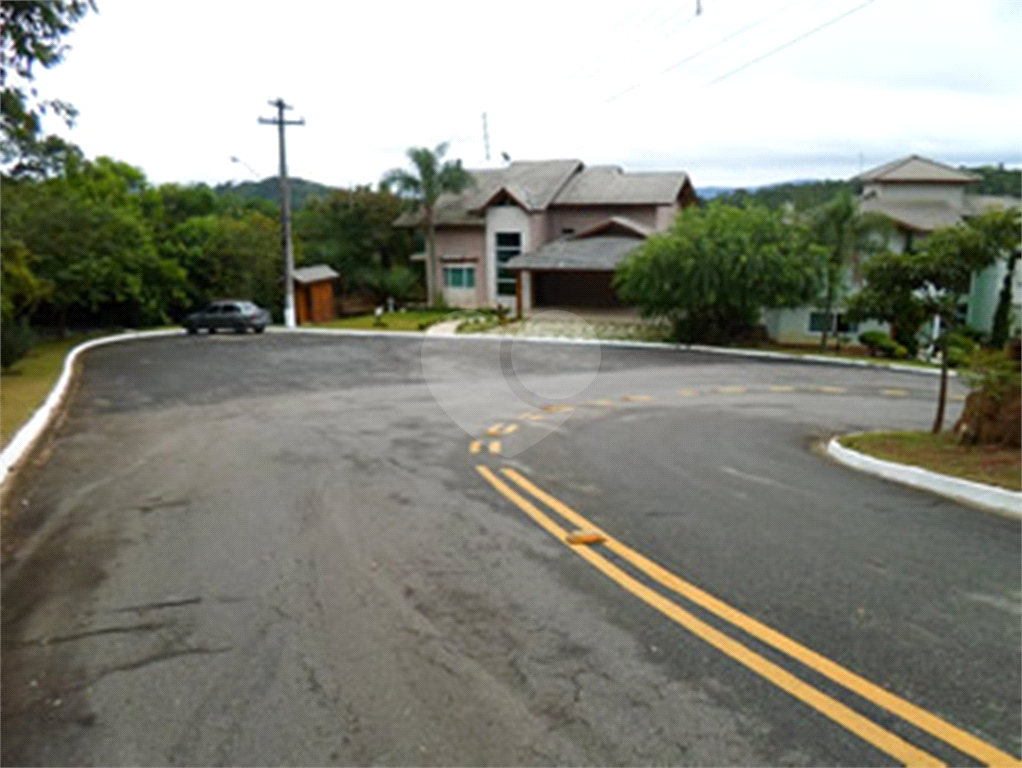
[381, 143, 474, 305]
[811, 191, 891, 350]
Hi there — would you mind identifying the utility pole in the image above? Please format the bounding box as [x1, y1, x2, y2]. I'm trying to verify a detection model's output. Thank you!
[482, 112, 490, 161]
[259, 98, 305, 328]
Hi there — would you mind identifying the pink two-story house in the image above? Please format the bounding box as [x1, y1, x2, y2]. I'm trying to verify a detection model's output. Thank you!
[395, 159, 696, 314]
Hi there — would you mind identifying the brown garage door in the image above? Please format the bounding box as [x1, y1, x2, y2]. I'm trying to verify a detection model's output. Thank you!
[533, 271, 621, 309]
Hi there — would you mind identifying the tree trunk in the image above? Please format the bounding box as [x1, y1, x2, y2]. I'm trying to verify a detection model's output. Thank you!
[932, 332, 949, 433]
[424, 209, 436, 306]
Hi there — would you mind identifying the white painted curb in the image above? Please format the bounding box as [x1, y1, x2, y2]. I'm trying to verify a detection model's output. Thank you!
[0, 329, 184, 489]
[271, 326, 946, 377]
[827, 436, 1021, 518]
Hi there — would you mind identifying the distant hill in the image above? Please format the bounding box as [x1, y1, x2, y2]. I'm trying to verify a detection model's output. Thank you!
[213, 177, 336, 211]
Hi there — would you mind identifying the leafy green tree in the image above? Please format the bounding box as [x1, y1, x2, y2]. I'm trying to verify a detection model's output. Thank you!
[1, 0, 95, 171]
[381, 143, 474, 305]
[847, 208, 1021, 432]
[614, 202, 822, 344]
[295, 186, 414, 294]
[359, 263, 421, 304]
[159, 210, 283, 316]
[809, 191, 892, 349]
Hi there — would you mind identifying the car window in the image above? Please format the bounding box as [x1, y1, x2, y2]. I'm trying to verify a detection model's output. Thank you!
[205, 305, 221, 314]
[223, 304, 241, 314]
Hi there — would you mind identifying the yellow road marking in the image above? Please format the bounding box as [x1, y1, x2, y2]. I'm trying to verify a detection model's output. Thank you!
[677, 388, 700, 396]
[476, 467, 945, 768]
[949, 394, 965, 402]
[584, 399, 616, 407]
[818, 385, 846, 394]
[501, 423, 519, 435]
[717, 386, 747, 394]
[621, 395, 653, 402]
[542, 404, 574, 413]
[518, 412, 547, 421]
[500, 469, 1019, 768]
[883, 389, 910, 397]
[769, 385, 795, 392]
[488, 441, 501, 454]
[469, 441, 482, 454]
[487, 423, 505, 436]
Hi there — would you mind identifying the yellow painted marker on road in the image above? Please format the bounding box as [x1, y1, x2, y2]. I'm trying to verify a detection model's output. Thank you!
[488, 440, 501, 455]
[769, 385, 795, 392]
[621, 394, 653, 402]
[818, 385, 846, 394]
[476, 466, 947, 768]
[469, 441, 482, 454]
[494, 468, 1020, 768]
[717, 386, 747, 394]
[677, 388, 700, 397]
[883, 389, 910, 397]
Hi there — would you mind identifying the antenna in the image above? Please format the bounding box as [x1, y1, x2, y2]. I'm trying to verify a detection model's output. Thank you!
[482, 112, 490, 161]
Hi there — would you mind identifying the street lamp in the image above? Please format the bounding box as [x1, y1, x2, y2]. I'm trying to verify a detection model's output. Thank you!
[229, 156, 261, 179]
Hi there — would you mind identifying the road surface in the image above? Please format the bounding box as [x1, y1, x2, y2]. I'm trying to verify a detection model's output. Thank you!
[2, 333, 1018, 766]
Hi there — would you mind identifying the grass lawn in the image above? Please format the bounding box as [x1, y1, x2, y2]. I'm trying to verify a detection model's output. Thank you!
[1, 334, 103, 448]
[316, 310, 453, 332]
[841, 431, 1021, 491]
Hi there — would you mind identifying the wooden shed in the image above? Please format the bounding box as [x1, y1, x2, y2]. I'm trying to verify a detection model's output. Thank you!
[293, 264, 340, 324]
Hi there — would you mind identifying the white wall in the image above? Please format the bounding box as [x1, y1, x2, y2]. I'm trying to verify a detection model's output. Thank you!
[485, 206, 530, 307]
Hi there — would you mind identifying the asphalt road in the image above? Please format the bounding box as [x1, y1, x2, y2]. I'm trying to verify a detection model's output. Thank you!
[1, 332, 1018, 766]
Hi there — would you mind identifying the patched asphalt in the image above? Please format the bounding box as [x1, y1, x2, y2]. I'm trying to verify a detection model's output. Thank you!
[2, 333, 1017, 766]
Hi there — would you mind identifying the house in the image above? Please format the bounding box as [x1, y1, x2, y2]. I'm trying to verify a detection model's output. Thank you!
[395, 160, 697, 313]
[765, 155, 1022, 344]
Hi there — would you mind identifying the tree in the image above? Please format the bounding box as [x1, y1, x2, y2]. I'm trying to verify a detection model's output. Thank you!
[1, 0, 95, 171]
[614, 202, 822, 344]
[809, 190, 892, 349]
[295, 186, 414, 294]
[381, 143, 474, 305]
[847, 208, 1021, 432]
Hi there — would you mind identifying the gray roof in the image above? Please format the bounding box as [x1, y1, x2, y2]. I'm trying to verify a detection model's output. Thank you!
[293, 264, 340, 284]
[861, 193, 1020, 233]
[394, 159, 690, 228]
[855, 155, 981, 184]
[553, 165, 690, 205]
[504, 236, 644, 271]
[394, 160, 582, 227]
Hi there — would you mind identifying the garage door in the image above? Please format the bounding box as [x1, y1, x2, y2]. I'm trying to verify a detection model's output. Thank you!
[533, 271, 621, 309]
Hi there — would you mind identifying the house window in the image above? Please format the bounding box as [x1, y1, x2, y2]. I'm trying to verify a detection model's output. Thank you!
[561, 228, 575, 236]
[495, 232, 520, 296]
[443, 266, 475, 289]
[808, 311, 858, 334]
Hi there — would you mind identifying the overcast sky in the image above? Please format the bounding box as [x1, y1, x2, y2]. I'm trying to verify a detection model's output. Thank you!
[31, 0, 1022, 189]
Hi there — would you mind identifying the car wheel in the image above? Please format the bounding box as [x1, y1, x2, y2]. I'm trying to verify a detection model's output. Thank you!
[186, 326, 198, 335]
[254, 326, 265, 334]
[208, 327, 217, 334]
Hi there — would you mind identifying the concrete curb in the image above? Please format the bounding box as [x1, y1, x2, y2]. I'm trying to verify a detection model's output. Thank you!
[826, 436, 1021, 519]
[0, 329, 184, 489]
[274, 326, 946, 376]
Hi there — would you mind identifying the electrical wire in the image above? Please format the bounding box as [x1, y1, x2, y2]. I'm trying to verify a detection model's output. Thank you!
[702, 0, 875, 87]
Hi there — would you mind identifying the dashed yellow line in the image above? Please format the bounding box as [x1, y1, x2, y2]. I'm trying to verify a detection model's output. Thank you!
[487, 423, 504, 436]
[518, 412, 547, 421]
[949, 394, 966, 402]
[621, 394, 653, 402]
[584, 399, 616, 407]
[817, 385, 846, 394]
[769, 385, 795, 392]
[883, 389, 910, 397]
[677, 388, 700, 397]
[717, 386, 747, 394]
[469, 441, 482, 454]
[542, 404, 574, 413]
[477, 467, 949, 768]
[488, 440, 501, 455]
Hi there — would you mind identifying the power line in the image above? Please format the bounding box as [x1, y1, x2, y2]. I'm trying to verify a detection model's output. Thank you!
[702, 0, 875, 87]
[604, 0, 808, 104]
[561, 0, 671, 84]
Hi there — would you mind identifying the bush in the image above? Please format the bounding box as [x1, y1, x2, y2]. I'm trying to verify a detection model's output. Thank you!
[946, 331, 979, 368]
[1, 318, 35, 370]
[859, 330, 906, 359]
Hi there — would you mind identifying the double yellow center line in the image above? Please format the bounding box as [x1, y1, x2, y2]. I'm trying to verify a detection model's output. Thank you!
[475, 465, 1019, 768]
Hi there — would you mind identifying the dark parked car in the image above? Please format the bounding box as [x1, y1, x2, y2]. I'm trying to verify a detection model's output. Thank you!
[183, 301, 271, 334]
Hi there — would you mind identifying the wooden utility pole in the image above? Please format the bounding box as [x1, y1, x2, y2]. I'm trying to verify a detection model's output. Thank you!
[259, 99, 305, 328]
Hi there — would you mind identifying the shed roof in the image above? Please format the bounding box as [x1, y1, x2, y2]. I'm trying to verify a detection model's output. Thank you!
[293, 264, 340, 284]
[855, 155, 981, 184]
[504, 236, 643, 271]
